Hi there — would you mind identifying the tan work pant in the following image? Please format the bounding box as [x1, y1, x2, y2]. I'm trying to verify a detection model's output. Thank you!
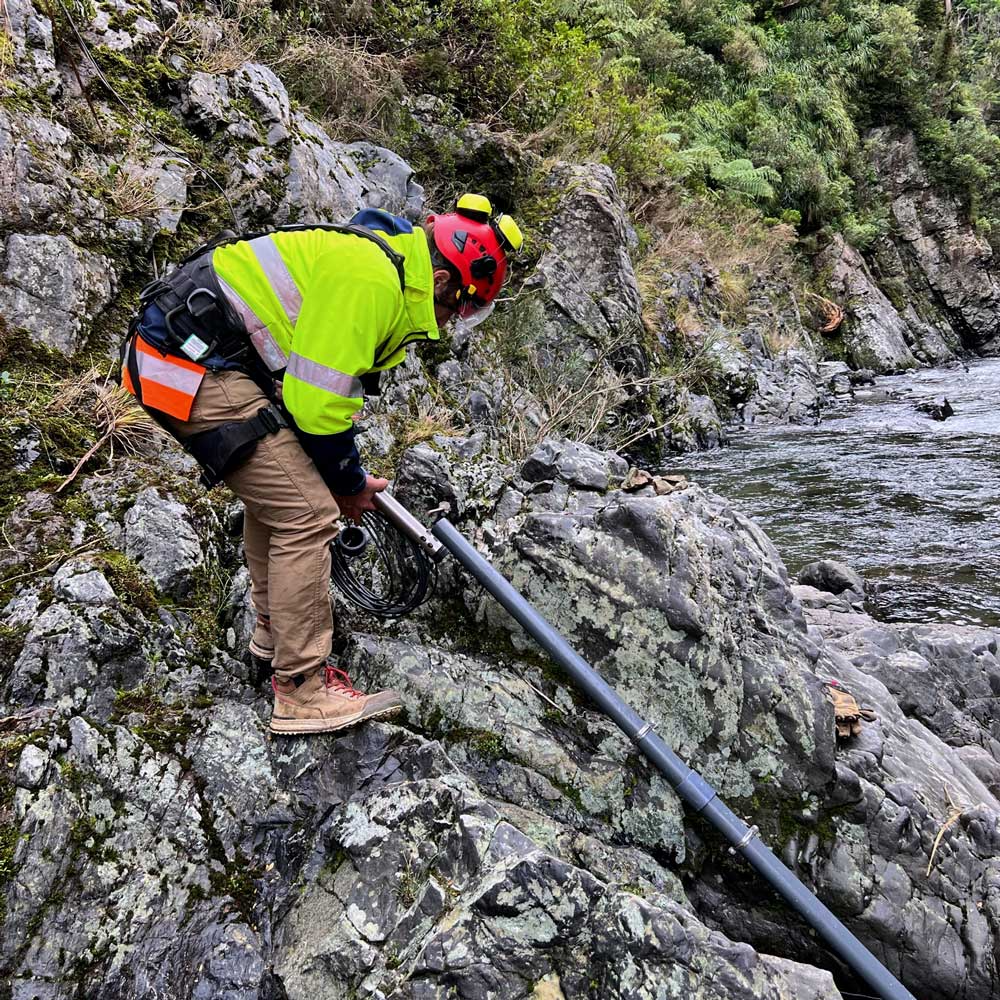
[170, 371, 340, 678]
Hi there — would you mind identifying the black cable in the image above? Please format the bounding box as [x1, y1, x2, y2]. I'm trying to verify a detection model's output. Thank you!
[329, 511, 435, 617]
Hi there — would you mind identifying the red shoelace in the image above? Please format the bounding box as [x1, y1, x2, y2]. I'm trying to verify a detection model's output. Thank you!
[325, 665, 364, 699]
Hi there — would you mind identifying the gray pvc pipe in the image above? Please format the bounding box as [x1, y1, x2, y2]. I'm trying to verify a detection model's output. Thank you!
[431, 517, 916, 1000]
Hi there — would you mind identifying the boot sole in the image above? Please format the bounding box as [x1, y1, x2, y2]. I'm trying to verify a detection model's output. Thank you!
[268, 703, 402, 735]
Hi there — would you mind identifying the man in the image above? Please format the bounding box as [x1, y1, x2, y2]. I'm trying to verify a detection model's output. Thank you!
[121, 194, 522, 735]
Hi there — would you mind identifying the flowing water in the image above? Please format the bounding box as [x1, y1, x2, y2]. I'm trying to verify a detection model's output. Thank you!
[673, 358, 1000, 627]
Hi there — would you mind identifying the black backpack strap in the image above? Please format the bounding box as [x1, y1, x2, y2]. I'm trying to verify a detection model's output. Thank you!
[174, 222, 407, 291]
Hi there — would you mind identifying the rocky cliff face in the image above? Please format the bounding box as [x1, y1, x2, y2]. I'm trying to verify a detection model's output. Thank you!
[815, 127, 1000, 375]
[2, 1, 1000, 998]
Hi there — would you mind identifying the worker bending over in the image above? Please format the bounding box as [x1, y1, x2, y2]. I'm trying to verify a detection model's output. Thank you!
[121, 194, 522, 734]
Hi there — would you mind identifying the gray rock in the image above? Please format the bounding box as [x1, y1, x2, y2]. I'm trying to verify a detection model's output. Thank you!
[741, 349, 825, 425]
[797, 559, 865, 599]
[233, 61, 290, 143]
[278, 116, 424, 225]
[279, 115, 368, 223]
[14, 744, 49, 790]
[520, 438, 628, 491]
[53, 559, 116, 606]
[522, 161, 642, 356]
[142, 156, 188, 235]
[0, 234, 115, 355]
[2, 0, 60, 94]
[816, 236, 918, 373]
[180, 71, 236, 134]
[12, 428, 41, 471]
[123, 488, 204, 598]
[867, 127, 1000, 358]
[664, 388, 726, 450]
[0, 110, 117, 241]
[82, 0, 160, 52]
[343, 142, 425, 220]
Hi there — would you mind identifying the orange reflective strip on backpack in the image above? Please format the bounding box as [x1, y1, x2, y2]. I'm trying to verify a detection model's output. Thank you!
[123, 336, 206, 421]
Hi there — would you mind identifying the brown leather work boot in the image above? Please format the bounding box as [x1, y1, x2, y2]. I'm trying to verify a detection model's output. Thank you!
[248, 612, 274, 662]
[269, 662, 402, 735]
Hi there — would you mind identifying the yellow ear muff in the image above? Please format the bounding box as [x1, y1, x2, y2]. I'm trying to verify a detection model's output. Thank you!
[456, 193, 493, 223]
[493, 213, 524, 253]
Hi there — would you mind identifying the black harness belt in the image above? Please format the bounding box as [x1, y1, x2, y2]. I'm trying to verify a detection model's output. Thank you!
[183, 404, 288, 488]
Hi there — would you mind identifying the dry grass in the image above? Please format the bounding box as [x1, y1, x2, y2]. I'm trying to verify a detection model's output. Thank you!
[55, 368, 166, 491]
[470, 299, 672, 461]
[108, 162, 163, 218]
[926, 786, 968, 877]
[0, 1, 14, 83]
[166, 0, 403, 142]
[165, 0, 264, 73]
[274, 35, 404, 143]
[717, 270, 750, 317]
[643, 194, 798, 278]
[763, 325, 802, 356]
[393, 398, 461, 451]
[76, 138, 174, 222]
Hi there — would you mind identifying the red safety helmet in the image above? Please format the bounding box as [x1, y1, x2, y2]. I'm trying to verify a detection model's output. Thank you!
[427, 194, 523, 318]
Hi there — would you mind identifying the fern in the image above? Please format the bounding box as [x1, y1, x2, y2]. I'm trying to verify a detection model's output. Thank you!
[710, 158, 780, 200]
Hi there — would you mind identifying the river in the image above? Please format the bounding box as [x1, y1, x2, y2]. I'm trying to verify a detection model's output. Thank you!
[673, 358, 1000, 627]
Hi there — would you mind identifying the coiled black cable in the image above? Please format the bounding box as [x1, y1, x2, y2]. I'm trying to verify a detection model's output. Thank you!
[329, 511, 435, 617]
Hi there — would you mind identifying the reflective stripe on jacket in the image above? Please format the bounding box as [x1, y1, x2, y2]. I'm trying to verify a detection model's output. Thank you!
[122, 335, 206, 421]
[211, 226, 440, 436]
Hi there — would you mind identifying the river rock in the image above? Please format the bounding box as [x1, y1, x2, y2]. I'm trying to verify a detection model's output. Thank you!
[520, 438, 628, 492]
[915, 397, 954, 420]
[740, 349, 824, 425]
[0, 234, 115, 354]
[797, 560, 865, 601]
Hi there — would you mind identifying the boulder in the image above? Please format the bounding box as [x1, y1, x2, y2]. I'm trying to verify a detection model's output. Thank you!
[915, 397, 954, 420]
[796, 559, 865, 600]
[0, 234, 115, 354]
[278, 115, 425, 225]
[522, 161, 642, 354]
[52, 559, 117, 607]
[123, 488, 204, 599]
[233, 61, 291, 144]
[82, 0, 161, 52]
[816, 236, 918, 373]
[740, 349, 825, 425]
[520, 438, 628, 492]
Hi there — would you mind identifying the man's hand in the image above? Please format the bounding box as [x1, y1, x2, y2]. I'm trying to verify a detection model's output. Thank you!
[335, 474, 389, 525]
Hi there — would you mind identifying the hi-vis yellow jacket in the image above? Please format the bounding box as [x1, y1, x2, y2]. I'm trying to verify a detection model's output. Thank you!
[212, 225, 440, 436]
